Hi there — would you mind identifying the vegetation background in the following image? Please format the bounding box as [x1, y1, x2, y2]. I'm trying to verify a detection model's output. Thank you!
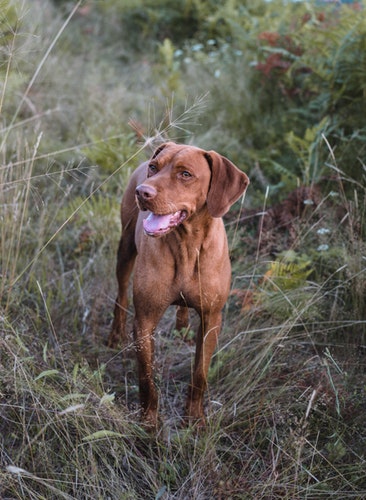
[1, 0, 366, 498]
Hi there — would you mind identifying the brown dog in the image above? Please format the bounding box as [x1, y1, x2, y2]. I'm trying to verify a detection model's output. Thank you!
[108, 142, 249, 427]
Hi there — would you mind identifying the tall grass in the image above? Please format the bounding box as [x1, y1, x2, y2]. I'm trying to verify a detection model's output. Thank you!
[1, 1, 366, 498]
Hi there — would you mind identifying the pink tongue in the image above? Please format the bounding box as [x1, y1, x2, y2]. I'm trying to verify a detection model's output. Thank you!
[143, 213, 172, 233]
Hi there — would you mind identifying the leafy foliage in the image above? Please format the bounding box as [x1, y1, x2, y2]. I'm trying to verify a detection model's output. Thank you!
[262, 251, 312, 292]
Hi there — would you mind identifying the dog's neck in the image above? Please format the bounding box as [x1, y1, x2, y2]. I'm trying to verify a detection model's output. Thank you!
[163, 209, 225, 261]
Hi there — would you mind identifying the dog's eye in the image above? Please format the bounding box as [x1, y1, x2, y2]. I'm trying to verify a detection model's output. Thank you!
[180, 171, 192, 179]
[148, 164, 157, 175]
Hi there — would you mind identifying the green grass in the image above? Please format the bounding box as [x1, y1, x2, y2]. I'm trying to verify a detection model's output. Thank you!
[1, 1, 366, 498]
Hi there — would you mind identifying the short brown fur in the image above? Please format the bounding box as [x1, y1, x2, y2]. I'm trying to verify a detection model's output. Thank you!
[108, 142, 249, 427]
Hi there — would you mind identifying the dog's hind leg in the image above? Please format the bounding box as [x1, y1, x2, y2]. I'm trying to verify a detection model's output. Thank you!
[108, 219, 137, 348]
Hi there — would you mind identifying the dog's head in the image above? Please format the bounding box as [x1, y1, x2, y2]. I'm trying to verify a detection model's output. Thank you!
[136, 142, 249, 237]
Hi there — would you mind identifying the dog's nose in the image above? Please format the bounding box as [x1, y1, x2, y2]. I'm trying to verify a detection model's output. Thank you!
[136, 184, 157, 200]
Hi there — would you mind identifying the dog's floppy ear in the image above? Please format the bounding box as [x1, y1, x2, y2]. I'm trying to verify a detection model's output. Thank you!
[150, 142, 176, 159]
[205, 151, 249, 218]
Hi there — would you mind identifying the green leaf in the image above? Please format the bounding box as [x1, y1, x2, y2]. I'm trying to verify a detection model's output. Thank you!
[99, 392, 115, 406]
[82, 430, 125, 442]
[34, 369, 60, 381]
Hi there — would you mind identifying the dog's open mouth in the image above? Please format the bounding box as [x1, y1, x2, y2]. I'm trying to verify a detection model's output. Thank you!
[143, 210, 187, 236]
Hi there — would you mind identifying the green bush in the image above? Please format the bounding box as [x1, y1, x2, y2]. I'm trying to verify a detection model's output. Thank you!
[145, 1, 366, 198]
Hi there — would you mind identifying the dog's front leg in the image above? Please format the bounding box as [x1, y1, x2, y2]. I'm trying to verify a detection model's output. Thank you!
[133, 314, 160, 428]
[185, 310, 222, 425]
